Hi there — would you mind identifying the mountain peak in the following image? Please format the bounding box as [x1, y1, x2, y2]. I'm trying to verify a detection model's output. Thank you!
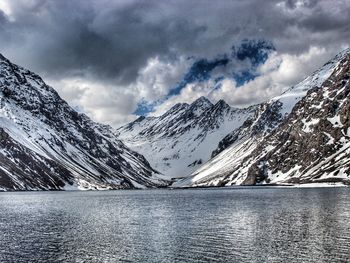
[118, 94, 255, 181]
[191, 96, 213, 107]
[188, 96, 213, 116]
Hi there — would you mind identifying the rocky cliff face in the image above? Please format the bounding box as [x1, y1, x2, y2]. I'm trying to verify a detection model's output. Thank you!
[117, 97, 257, 180]
[0, 54, 167, 190]
[243, 53, 350, 185]
[175, 48, 350, 187]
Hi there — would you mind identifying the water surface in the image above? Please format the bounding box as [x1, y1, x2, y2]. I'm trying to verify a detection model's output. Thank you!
[0, 187, 349, 262]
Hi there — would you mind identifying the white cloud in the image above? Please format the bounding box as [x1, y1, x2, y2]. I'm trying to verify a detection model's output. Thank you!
[0, 0, 14, 21]
[135, 55, 190, 101]
[45, 45, 347, 127]
[46, 55, 191, 127]
[2, 0, 349, 127]
[213, 46, 339, 107]
[151, 46, 342, 115]
[151, 81, 216, 116]
[48, 77, 138, 127]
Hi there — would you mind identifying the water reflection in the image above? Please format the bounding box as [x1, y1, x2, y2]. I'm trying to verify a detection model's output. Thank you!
[0, 188, 350, 262]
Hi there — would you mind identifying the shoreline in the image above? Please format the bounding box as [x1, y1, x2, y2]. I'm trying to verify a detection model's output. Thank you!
[0, 182, 349, 193]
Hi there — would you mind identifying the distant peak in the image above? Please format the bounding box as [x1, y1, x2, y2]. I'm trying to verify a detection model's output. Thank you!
[190, 96, 213, 108]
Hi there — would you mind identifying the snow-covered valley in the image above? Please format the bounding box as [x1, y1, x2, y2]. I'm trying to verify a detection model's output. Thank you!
[1, 48, 350, 191]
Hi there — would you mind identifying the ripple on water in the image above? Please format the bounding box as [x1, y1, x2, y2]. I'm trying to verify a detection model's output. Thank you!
[0, 188, 350, 263]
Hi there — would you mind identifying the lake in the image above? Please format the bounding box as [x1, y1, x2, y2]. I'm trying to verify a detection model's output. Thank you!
[0, 187, 349, 262]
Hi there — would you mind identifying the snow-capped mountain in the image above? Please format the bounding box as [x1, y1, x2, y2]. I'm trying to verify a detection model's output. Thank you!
[175, 48, 350, 187]
[117, 97, 257, 180]
[0, 53, 167, 191]
[2, 47, 349, 191]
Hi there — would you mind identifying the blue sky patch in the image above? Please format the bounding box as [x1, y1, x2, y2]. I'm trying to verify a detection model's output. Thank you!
[133, 99, 158, 116]
[168, 56, 229, 97]
[232, 39, 275, 66]
[233, 70, 258, 87]
[134, 39, 275, 116]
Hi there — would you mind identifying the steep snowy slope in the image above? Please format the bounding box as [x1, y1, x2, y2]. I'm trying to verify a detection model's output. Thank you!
[175, 48, 350, 187]
[117, 97, 257, 179]
[239, 51, 350, 185]
[0, 53, 167, 191]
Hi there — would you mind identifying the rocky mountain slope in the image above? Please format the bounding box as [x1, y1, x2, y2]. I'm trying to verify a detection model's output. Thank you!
[2, 48, 349, 191]
[117, 97, 257, 179]
[175, 48, 350, 187]
[0, 54, 167, 191]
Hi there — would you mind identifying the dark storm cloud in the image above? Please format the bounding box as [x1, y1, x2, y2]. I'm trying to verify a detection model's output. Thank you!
[1, 0, 349, 85]
[0, 0, 349, 126]
[0, 0, 210, 84]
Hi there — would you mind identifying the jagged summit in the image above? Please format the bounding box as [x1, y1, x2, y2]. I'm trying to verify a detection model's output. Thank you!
[118, 95, 256, 179]
[190, 96, 213, 107]
[188, 96, 213, 116]
[0, 53, 167, 191]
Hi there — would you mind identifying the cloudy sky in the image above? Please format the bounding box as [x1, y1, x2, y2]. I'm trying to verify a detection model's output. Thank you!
[0, 0, 349, 127]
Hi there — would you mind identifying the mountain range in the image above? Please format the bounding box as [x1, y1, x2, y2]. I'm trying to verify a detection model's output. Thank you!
[0, 48, 349, 190]
[117, 97, 257, 180]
